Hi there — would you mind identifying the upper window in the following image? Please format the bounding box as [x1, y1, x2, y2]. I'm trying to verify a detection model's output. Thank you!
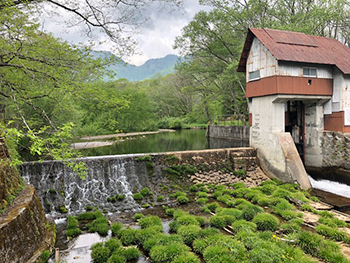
[249, 70, 260, 81]
[303, 67, 317, 77]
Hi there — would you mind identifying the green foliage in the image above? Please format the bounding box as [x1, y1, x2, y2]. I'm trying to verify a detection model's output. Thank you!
[197, 197, 208, 205]
[177, 195, 189, 204]
[315, 224, 347, 242]
[119, 247, 141, 261]
[107, 253, 126, 263]
[207, 202, 220, 212]
[157, 195, 164, 202]
[66, 216, 82, 237]
[209, 215, 227, 229]
[88, 216, 110, 236]
[189, 185, 198, 192]
[76, 211, 98, 221]
[40, 250, 51, 263]
[132, 193, 143, 200]
[196, 191, 208, 198]
[104, 238, 122, 254]
[91, 246, 111, 263]
[252, 213, 279, 231]
[231, 220, 257, 234]
[119, 228, 140, 246]
[140, 187, 152, 196]
[138, 215, 162, 229]
[150, 243, 190, 263]
[172, 252, 200, 263]
[111, 222, 124, 237]
[132, 213, 144, 222]
[177, 225, 201, 245]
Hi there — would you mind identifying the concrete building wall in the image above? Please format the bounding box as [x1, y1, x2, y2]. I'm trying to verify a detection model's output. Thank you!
[304, 103, 324, 167]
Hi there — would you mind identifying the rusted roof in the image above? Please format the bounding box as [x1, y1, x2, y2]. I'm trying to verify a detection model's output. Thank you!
[237, 28, 350, 74]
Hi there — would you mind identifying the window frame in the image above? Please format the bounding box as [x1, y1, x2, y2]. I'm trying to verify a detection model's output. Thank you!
[303, 67, 317, 78]
[248, 70, 260, 81]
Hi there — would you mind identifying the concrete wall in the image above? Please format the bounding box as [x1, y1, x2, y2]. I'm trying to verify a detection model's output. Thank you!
[206, 125, 250, 140]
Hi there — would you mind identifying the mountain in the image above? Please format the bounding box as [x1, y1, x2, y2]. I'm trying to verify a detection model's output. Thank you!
[91, 51, 181, 82]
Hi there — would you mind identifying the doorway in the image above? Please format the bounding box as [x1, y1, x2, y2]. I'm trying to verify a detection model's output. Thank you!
[285, 101, 305, 161]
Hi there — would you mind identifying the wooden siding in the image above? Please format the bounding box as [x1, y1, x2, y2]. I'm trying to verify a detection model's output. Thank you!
[246, 76, 333, 98]
[324, 111, 350, 132]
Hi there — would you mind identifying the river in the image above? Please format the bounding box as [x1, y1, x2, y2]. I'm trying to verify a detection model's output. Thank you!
[78, 129, 249, 157]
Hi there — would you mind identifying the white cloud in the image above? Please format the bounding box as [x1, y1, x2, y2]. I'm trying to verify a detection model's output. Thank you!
[38, 0, 211, 66]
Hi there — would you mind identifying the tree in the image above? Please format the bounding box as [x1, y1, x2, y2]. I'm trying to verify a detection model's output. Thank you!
[175, 0, 350, 123]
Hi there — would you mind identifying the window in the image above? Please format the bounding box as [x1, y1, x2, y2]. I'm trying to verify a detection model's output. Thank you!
[249, 70, 260, 81]
[303, 67, 317, 77]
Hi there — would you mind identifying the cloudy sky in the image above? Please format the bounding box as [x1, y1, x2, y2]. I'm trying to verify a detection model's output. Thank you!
[39, 1, 211, 66]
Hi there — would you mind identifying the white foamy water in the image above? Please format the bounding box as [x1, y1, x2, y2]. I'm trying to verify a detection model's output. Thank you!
[309, 176, 350, 198]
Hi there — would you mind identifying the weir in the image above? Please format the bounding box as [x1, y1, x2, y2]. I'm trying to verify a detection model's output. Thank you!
[20, 148, 267, 215]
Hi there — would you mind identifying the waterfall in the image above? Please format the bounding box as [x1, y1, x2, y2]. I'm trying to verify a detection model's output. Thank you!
[20, 155, 153, 215]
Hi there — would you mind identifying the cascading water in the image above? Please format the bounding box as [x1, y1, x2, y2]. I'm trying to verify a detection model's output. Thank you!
[309, 175, 350, 199]
[20, 155, 155, 215]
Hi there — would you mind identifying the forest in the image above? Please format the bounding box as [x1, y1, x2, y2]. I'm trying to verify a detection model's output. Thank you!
[0, 0, 349, 163]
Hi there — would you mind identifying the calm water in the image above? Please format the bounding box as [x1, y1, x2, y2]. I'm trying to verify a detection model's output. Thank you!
[79, 129, 249, 157]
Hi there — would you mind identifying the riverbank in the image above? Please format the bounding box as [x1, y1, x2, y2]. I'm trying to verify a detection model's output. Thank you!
[72, 129, 176, 149]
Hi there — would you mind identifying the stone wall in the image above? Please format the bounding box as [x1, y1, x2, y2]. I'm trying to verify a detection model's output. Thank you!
[0, 185, 55, 263]
[321, 131, 350, 170]
[206, 125, 250, 140]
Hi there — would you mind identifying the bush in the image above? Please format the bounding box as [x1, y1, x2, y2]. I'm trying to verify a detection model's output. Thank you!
[195, 216, 207, 227]
[139, 215, 162, 229]
[66, 216, 82, 237]
[76, 211, 98, 221]
[132, 193, 143, 200]
[189, 185, 198, 192]
[143, 234, 183, 253]
[276, 209, 299, 221]
[197, 197, 208, 205]
[111, 222, 123, 237]
[88, 217, 109, 236]
[173, 209, 189, 220]
[138, 225, 163, 245]
[104, 238, 122, 253]
[107, 254, 126, 263]
[177, 215, 200, 226]
[91, 246, 110, 263]
[169, 221, 181, 233]
[172, 252, 200, 263]
[150, 243, 190, 263]
[140, 187, 151, 196]
[198, 227, 220, 239]
[233, 182, 246, 189]
[232, 187, 248, 198]
[231, 220, 257, 234]
[209, 215, 227, 229]
[157, 195, 164, 202]
[120, 247, 141, 261]
[207, 202, 219, 212]
[252, 213, 279, 231]
[275, 199, 295, 210]
[40, 250, 51, 263]
[196, 191, 208, 198]
[175, 191, 187, 197]
[316, 224, 347, 242]
[119, 228, 140, 246]
[165, 208, 175, 217]
[66, 228, 82, 238]
[132, 213, 144, 221]
[177, 225, 201, 245]
[177, 195, 189, 204]
[203, 245, 232, 263]
[242, 205, 259, 221]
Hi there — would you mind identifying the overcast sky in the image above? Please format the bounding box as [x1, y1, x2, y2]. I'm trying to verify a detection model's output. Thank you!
[39, 1, 211, 66]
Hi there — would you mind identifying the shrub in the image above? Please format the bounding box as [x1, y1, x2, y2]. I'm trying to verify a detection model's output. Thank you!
[67, 215, 79, 229]
[233, 182, 246, 189]
[111, 222, 123, 237]
[209, 215, 227, 229]
[276, 209, 299, 221]
[195, 216, 207, 227]
[88, 217, 109, 236]
[203, 246, 232, 263]
[259, 184, 276, 195]
[40, 250, 50, 263]
[169, 221, 181, 233]
[107, 254, 125, 263]
[198, 228, 220, 239]
[173, 209, 188, 220]
[143, 234, 183, 253]
[175, 191, 187, 197]
[121, 247, 141, 261]
[316, 224, 347, 242]
[190, 185, 198, 192]
[91, 246, 110, 263]
[138, 225, 163, 245]
[140, 187, 151, 196]
[196, 191, 208, 198]
[172, 252, 200, 263]
[177, 225, 201, 245]
[165, 208, 175, 217]
[231, 220, 257, 234]
[253, 213, 279, 231]
[132, 213, 144, 221]
[139, 215, 162, 229]
[199, 186, 209, 192]
[157, 195, 164, 202]
[76, 211, 98, 221]
[119, 228, 139, 246]
[104, 238, 122, 253]
[232, 187, 248, 198]
[271, 188, 292, 199]
[66, 228, 82, 238]
[132, 193, 143, 200]
[318, 217, 348, 228]
[197, 197, 208, 205]
[207, 202, 219, 212]
[242, 205, 259, 221]
[116, 194, 125, 201]
[150, 243, 190, 263]
[85, 205, 93, 211]
[275, 199, 295, 210]
[177, 195, 189, 204]
[177, 215, 200, 226]
[216, 208, 243, 220]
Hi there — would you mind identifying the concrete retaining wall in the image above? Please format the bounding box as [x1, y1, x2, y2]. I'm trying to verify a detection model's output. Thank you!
[0, 185, 55, 263]
[206, 125, 250, 140]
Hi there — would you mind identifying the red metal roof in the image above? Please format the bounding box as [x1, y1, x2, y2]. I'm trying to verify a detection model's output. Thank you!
[237, 28, 350, 74]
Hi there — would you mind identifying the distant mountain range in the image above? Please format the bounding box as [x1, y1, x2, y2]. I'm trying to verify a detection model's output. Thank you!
[91, 51, 181, 82]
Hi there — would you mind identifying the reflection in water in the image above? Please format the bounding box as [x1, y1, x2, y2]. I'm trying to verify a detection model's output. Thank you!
[309, 176, 350, 199]
[79, 129, 249, 157]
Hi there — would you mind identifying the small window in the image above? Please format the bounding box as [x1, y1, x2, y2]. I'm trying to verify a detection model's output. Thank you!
[249, 70, 260, 81]
[303, 67, 317, 77]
